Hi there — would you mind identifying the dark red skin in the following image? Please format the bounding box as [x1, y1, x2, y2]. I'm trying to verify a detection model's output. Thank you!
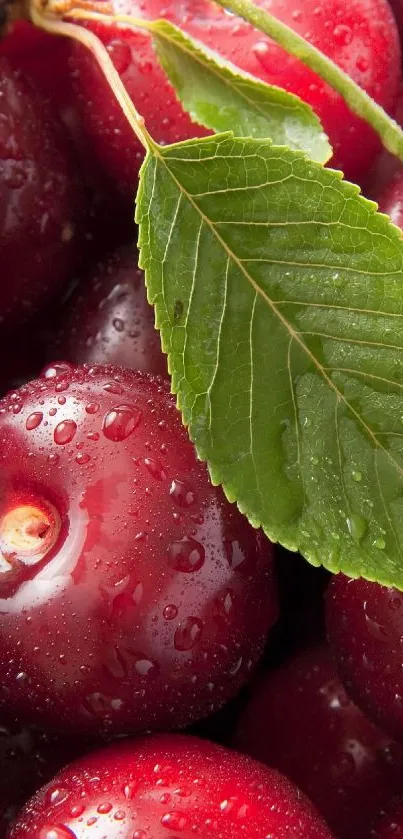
[7, 733, 335, 839]
[372, 800, 403, 837]
[69, 0, 401, 194]
[0, 719, 87, 839]
[0, 23, 73, 113]
[234, 644, 403, 839]
[0, 23, 135, 248]
[0, 364, 277, 736]
[0, 319, 51, 399]
[0, 57, 85, 331]
[55, 245, 167, 376]
[326, 574, 403, 742]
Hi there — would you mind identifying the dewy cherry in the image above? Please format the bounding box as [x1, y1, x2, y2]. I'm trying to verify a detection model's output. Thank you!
[56, 244, 167, 376]
[326, 574, 403, 742]
[0, 364, 277, 735]
[66, 0, 401, 192]
[0, 57, 85, 331]
[7, 734, 335, 838]
[233, 644, 403, 839]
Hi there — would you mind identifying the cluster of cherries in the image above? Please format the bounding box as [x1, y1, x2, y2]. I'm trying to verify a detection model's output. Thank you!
[2, 0, 403, 836]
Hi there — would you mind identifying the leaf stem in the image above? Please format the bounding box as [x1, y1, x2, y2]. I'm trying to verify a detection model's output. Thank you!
[30, 2, 153, 153]
[213, 0, 403, 166]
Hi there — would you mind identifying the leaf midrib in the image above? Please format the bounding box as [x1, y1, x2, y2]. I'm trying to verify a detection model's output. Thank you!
[150, 142, 403, 484]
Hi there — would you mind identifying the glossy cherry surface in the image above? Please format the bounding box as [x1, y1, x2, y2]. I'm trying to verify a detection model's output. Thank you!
[56, 245, 167, 376]
[0, 364, 277, 735]
[326, 574, 403, 741]
[7, 733, 335, 838]
[0, 57, 85, 331]
[69, 0, 401, 193]
[234, 644, 403, 839]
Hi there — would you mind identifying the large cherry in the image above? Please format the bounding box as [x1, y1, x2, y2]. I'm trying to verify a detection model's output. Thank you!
[7, 733, 335, 838]
[55, 244, 167, 376]
[68, 0, 401, 193]
[0, 364, 277, 736]
[326, 574, 403, 741]
[234, 644, 403, 839]
[0, 57, 85, 331]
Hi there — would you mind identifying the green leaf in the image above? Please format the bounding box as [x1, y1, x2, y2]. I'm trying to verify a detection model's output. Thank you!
[146, 18, 331, 164]
[137, 132, 403, 589]
[213, 0, 403, 166]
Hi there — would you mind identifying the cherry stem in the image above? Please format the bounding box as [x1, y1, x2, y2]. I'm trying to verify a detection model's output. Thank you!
[30, 2, 154, 153]
[213, 0, 403, 167]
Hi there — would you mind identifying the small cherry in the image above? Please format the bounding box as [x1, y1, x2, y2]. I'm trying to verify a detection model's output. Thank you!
[326, 574, 403, 741]
[55, 244, 167, 376]
[0, 364, 277, 735]
[7, 733, 335, 838]
[0, 57, 86, 331]
[234, 644, 403, 839]
[64, 0, 401, 193]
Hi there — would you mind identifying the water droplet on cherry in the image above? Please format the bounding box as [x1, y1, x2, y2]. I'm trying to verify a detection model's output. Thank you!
[169, 479, 196, 507]
[26, 412, 43, 430]
[102, 405, 142, 442]
[174, 617, 203, 651]
[160, 811, 187, 830]
[168, 537, 205, 572]
[54, 420, 77, 445]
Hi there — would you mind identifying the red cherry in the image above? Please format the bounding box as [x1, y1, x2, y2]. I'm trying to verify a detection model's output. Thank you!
[0, 22, 73, 112]
[0, 718, 84, 838]
[0, 57, 85, 331]
[372, 800, 403, 837]
[55, 244, 167, 376]
[234, 644, 403, 839]
[0, 364, 277, 735]
[69, 0, 400, 194]
[7, 733, 335, 839]
[326, 574, 403, 741]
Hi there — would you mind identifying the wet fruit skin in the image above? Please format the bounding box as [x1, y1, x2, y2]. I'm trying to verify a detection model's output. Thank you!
[55, 244, 167, 376]
[0, 57, 85, 331]
[7, 733, 335, 839]
[0, 719, 86, 839]
[233, 644, 403, 839]
[69, 0, 401, 194]
[326, 574, 403, 742]
[371, 800, 403, 837]
[0, 364, 277, 736]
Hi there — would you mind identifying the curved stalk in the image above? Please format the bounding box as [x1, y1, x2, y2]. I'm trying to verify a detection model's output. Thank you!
[213, 0, 403, 166]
